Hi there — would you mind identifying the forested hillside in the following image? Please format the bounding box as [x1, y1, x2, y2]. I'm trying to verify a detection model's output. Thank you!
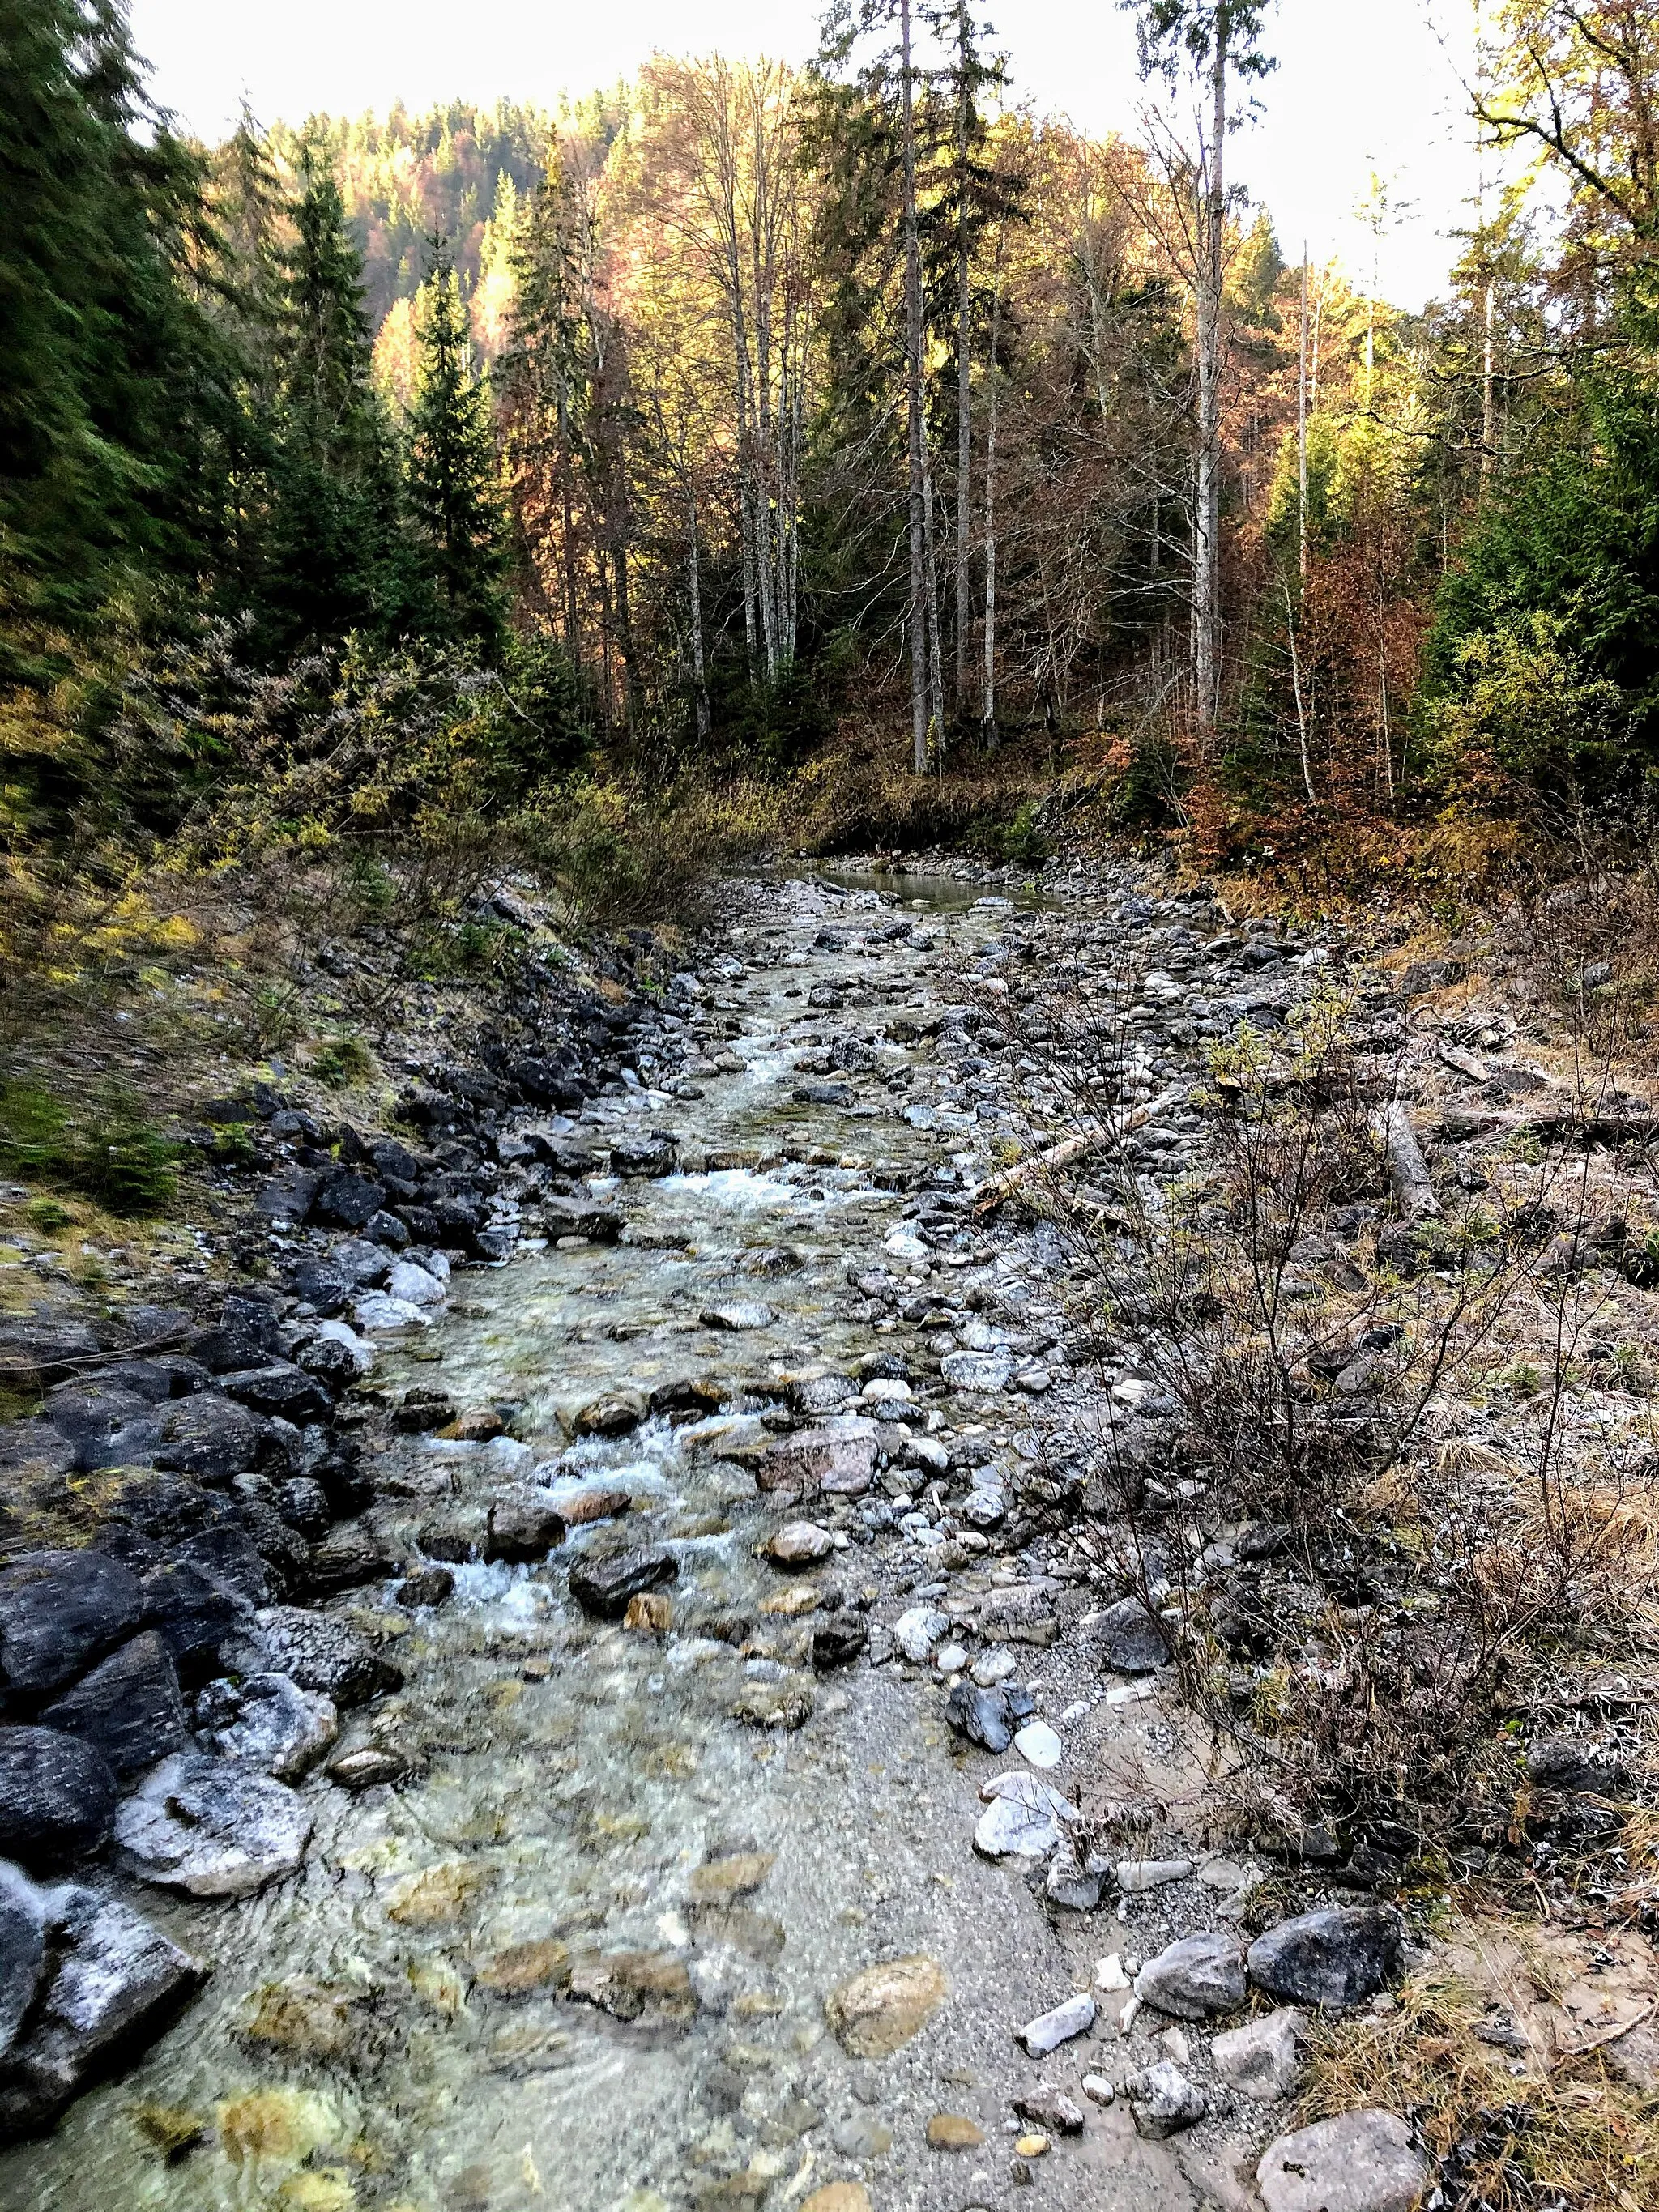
[6, 0, 1659, 935]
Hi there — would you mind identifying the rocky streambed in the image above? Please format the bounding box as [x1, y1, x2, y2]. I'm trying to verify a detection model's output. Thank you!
[0, 865, 1433, 2212]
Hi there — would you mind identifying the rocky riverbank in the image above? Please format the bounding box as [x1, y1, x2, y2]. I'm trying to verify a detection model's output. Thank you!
[0, 857, 1651, 2211]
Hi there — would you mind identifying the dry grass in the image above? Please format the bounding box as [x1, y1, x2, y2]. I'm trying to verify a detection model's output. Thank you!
[1303, 1967, 1659, 2212]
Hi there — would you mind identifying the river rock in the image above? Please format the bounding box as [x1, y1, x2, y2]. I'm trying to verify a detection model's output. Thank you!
[811, 1615, 867, 1669]
[1016, 1990, 1095, 2055]
[940, 1351, 1014, 1392]
[759, 1420, 877, 1496]
[543, 1196, 625, 1242]
[766, 1521, 835, 1567]
[0, 1551, 144, 1700]
[0, 1319, 102, 1388]
[0, 1885, 204, 2135]
[1211, 2007, 1306, 2100]
[825, 1954, 947, 2056]
[893, 1605, 949, 1662]
[568, 1546, 678, 1618]
[1135, 1933, 1247, 2019]
[395, 1566, 454, 1609]
[1256, 2110, 1427, 2212]
[960, 1485, 1005, 1528]
[1247, 1907, 1402, 2009]
[610, 1132, 679, 1178]
[701, 1301, 776, 1332]
[155, 1392, 288, 1479]
[1116, 1857, 1193, 1892]
[216, 1361, 331, 1425]
[1123, 2058, 1207, 2137]
[1014, 1719, 1062, 1769]
[194, 1673, 339, 1780]
[1094, 1596, 1171, 1672]
[484, 1493, 566, 1562]
[1045, 1838, 1107, 1911]
[138, 1558, 251, 1684]
[0, 1728, 118, 1865]
[574, 1390, 645, 1438]
[222, 1606, 401, 1707]
[385, 1259, 447, 1308]
[945, 1681, 1016, 1753]
[114, 1752, 312, 1898]
[974, 1771, 1079, 1860]
[0, 1860, 47, 2055]
[1014, 2084, 1086, 2133]
[37, 1632, 188, 1782]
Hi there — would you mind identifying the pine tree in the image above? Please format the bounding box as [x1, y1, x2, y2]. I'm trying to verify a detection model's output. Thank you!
[407, 236, 507, 654]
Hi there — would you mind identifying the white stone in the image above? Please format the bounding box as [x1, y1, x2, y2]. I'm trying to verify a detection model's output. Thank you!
[971, 1647, 1017, 1686]
[1013, 1720, 1063, 1770]
[1017, 1991, 1096, 2055]
[893, 1605, 950, 1663]
[941, 1351, 1014, 1392]
[1095, 1954, 1131, 1992]
[861, 1375, 912, 1400]
[1115, 1857, 1194, 1892]
[311, 1319, 376, 1375]
[1256, 2112, 1427, 2212]
[113, 1754, 312, 1899]
[1082, 2073, 1115, 2105]
[933, 1641, 970, 1674]
[352, 1293, 431, 1335]
[386, 1259, 446, 1306]
[973, 1772, 1079, 1860]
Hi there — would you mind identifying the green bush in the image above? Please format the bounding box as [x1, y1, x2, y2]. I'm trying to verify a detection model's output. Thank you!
[0, 1080, 178, 1216]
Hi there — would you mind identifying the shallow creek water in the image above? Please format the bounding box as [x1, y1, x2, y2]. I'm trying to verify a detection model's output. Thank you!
[1, 872, 1192, 2212]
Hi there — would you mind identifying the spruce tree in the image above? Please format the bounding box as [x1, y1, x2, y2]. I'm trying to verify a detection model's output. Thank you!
[406, 237, 507, 654]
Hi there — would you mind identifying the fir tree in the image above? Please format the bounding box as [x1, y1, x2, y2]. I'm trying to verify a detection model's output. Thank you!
[407, 236, 507, 654]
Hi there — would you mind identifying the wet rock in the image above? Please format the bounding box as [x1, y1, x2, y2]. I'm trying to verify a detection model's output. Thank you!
[223, 1605, 402, 1707]
[0, 1885, 204, 2136]
[1122, 2059, 1206, 2137]
[945, 1681, 1016, 1754]
[567, 1946, 697, 2026]
[395, 1566, 454, 1609]
[1094, 1596, 1171, 1673]
[568, 1546, 678, 1618]
[304, 1522, 398, 1594]
[1016, 1990, 1095, 2055]
[0, 1728, 118, 1865]
[0, 1550, 144, 1700]
[0, 1319, 102, 1389]
[1135, 1933, 1247, 2020]
[239, 1975, 377, 2061]
[1013, 2084, 1086, 2133]
[217, 1362, 331, 1425]
[325, 1745, 415, 1790]
[311, 1171, 386, 1230]
[574, 1390, 645, 1438]
[1256, 2110, 1427, 2212]
[940, 1351, 1014, 1392]
[1247, 1907, 1402, 2010]
[759, 1420, 876, 1496]
[114, 1752, 313, 1898]
[811, 1615, 867, 1670]
[610, 1132, 679, 1178]
[974, 1771, 1078, 1860]
[0, 1860, 46, 2056]
[194, 1673, 338, 1780]
[393, 1385, 454, 1434]
[138, 1558, 250, 1684]
[559, 1486, 634, 1527]
[825, 1954, 947, 2057]
[37, 1632, 187, 1782]
[543, 1197, 624, 1242]
[766, 1521, 835, 1567]
[624, 1592, 673, 1634]
[1211, 2007, 1306, 2101]
[484, 1494, 566, 1563]
[155, 1393, 287, 1481]
[731, 1679, 813, 1729]
[701, 1301, 776, 1332]
[296, 1319, 376, 1389]
[472, 1937, 571, 1997]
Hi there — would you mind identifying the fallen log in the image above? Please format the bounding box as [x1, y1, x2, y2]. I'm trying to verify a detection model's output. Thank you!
[1371, 1100, 1440, 1221]
[973, 1087, 1184, 1216]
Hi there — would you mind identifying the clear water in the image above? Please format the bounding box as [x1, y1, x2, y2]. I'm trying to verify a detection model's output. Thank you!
[0, 876, 1114, 2212]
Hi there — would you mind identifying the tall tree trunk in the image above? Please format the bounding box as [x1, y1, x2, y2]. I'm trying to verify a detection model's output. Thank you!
[689, 482, 710, 744]
[1481, 278, 1495, 492]
[982, 276, 1000, 739]
[901, 0, 930, 774]
[954, 6, 972, 717]
[1297, 246, 1308, 583]
[922, 440, 946, 755]
[1192, 19, 1227, 739]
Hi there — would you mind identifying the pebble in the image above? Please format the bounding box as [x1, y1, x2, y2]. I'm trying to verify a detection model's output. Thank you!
[926, 2112, 985, 2149]
[1016, 1990, 1095, 2055]
[802, 2188, 871, 2212]
[1095, 1954, 1131, 1991]
[1081, 2073, 1115, 2104]
[701, 1301, 776, 1332]
[1115, 1858, 1193, 1892]
[893, 1605, 950, 1662]
[1013, 1720, 1062, 1769]
[1013, 2084, 1085, 2133]
[765, 1522, 835, 1567]
[1257, 2110, 1427, 2212]
[1014, 2132, 1050, 2157]
[970, 1647, 1017, 1686]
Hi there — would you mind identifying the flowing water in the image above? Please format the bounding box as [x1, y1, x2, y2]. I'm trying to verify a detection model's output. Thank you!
[0, 870, 1195, 2212]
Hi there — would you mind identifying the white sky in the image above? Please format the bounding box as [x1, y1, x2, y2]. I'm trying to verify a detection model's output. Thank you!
[129, 0, 1488, 311]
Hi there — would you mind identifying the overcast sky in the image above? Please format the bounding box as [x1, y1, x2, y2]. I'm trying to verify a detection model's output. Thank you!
[128, 0, 1488, 310]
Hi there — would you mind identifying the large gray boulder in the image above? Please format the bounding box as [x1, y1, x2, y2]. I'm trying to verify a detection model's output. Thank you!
[221, 1605, 401, 1707]
[0, 1882, 204, 2134]
[0, 1860, 46, 2056]
[1247, 1907, 1402, 2010]
[1135, 1932, 1247, 2020]
[1094, 1595, 1172, 1673]
[1211, 2006, 1307, 2100]
[194, 1673, 338, 1781]
[38, 1632, 189, 1782]
[1257, 2110, 1426, 2212]
[0, 1728, 118, 1866]
[0, 1550, 143, 1700]
[113, 1752, 312, 1898]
